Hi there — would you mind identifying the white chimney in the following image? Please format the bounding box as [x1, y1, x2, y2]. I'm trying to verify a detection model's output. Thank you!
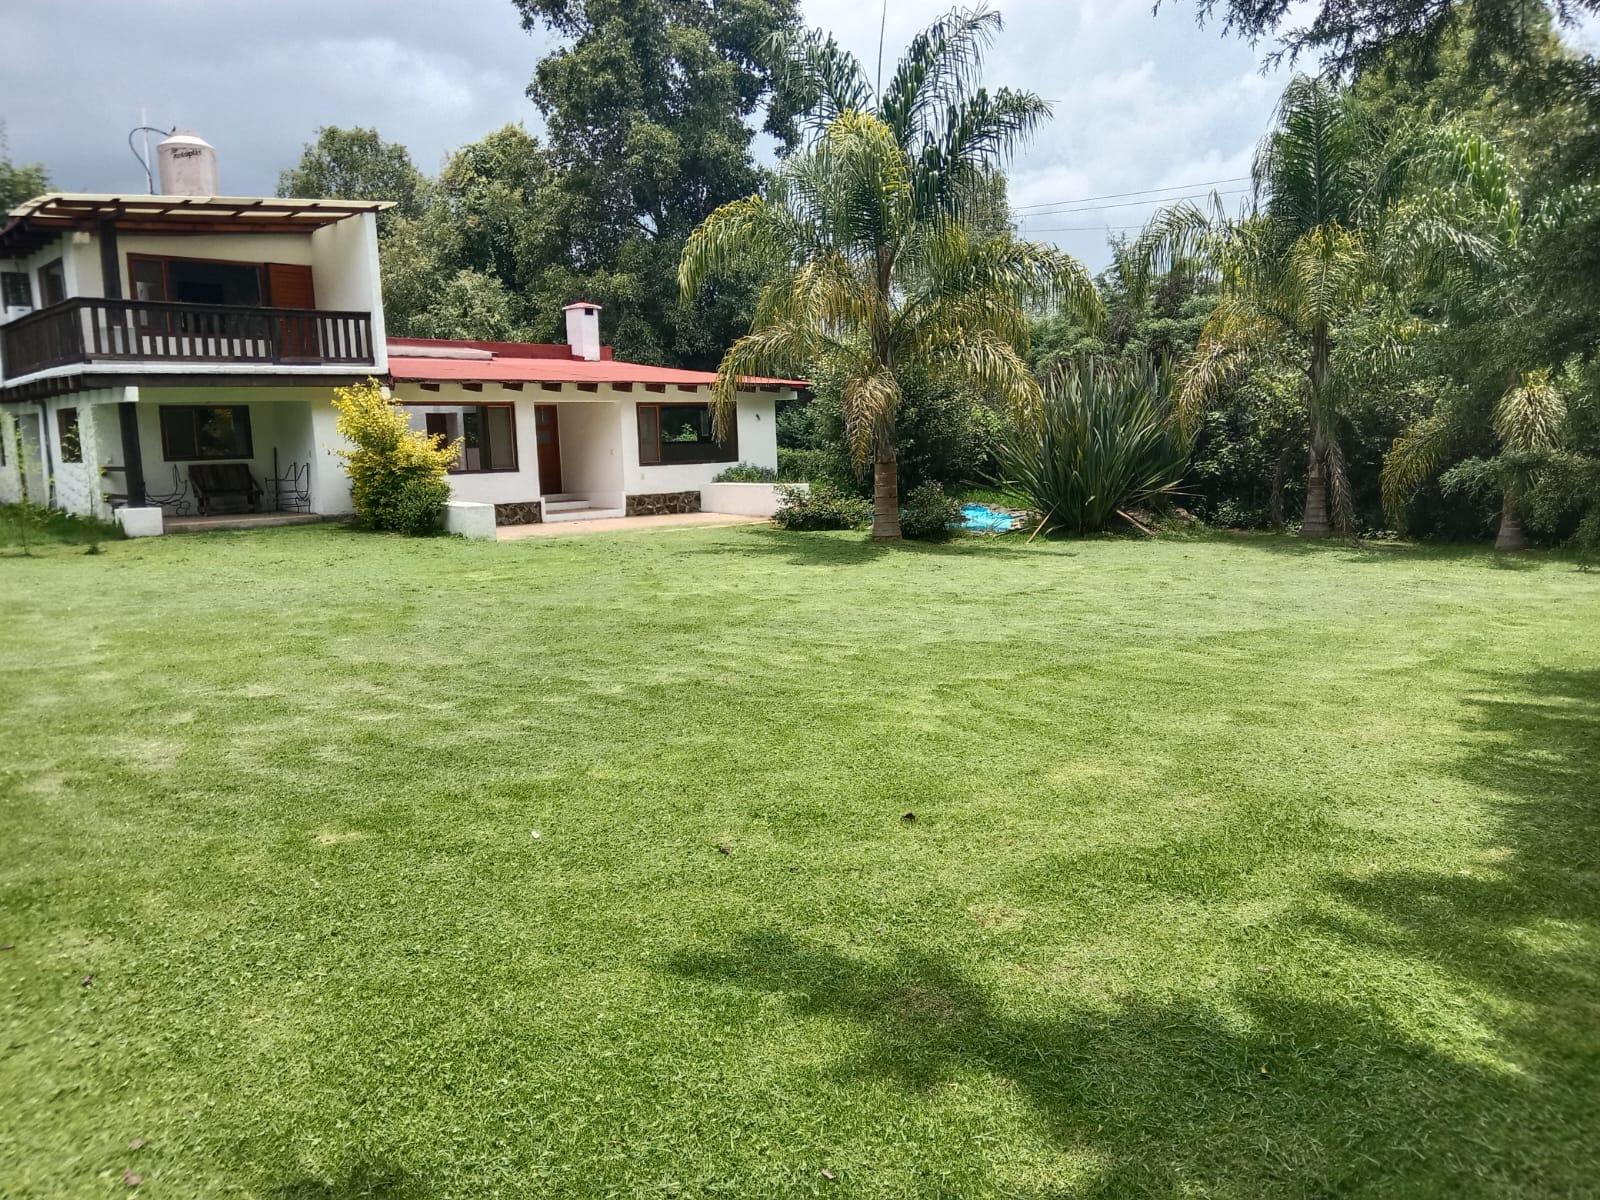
[156, 130, 219, 195]
[563, 301, 602, 361]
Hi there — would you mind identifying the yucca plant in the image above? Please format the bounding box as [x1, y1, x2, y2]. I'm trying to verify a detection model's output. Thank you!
[996, 359, 1192, 535]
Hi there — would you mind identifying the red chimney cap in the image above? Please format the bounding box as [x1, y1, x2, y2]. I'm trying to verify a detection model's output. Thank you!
[563, 300, 602, 311]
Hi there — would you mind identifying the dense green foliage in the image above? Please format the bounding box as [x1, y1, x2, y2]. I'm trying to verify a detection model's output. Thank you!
[4, 524, 1598, 1194]
[1133, 1, 1600, 549]
[712, 462, 780, 483]
[0, 123, 47, 212]
[771, 479, 870, 530]
[276, 126, 428, 230]
[1133, 76, 1521, 538]
[997, 359, 1192, 534]
[278, 0, 801, 364]
[897, 481, 963, 540]
[681, 9, 1097, 538]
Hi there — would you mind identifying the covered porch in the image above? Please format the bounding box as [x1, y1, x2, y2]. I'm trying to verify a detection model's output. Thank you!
[116, 385, 349, 520]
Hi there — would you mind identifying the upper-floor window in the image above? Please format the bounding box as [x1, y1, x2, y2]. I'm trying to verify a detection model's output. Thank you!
[130, 254, 263, 306]
[2, 270, 32, 310]
[38, 259, 66, 307]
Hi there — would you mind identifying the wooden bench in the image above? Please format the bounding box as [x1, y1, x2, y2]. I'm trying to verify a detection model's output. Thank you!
[188, 463, 263, 515]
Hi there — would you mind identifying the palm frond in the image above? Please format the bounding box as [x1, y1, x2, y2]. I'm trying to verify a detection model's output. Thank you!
[878, 5, 1004, 146]
[917, 326, 1042, 414]
[679, 196, 808, 302]
[912, 88, 1051, 219]
[1381, 410, 1457, 525]
[1494, 368, 1566, 455]
[709, 323, 820, 438]
[768, 27, 874, 139]
[841, 366, 903, 466]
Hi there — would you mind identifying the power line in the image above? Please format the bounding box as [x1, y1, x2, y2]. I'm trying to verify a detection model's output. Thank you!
[1025, 223, 1150, 233]
[1017, 187, 1248, 218]
[1011, 175, 1250, 212]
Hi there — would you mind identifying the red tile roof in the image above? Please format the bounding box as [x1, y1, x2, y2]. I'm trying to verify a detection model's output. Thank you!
[386, 337, 805, 389]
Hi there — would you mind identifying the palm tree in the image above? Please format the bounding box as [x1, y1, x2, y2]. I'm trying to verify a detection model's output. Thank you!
[1380, 186, 1593, 549]
[1383, 367, 1567, 550]
[1131, 76, 1519, 537]
[679, 6, 1100, 539]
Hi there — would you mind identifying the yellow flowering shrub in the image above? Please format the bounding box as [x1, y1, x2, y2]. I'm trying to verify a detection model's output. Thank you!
[332, 379, 460, 535]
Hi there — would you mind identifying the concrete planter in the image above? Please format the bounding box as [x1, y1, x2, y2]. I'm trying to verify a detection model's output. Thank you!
[114, 506, 165, 537]
[444, 500, 497, 540]
[701, 481, 803, 518]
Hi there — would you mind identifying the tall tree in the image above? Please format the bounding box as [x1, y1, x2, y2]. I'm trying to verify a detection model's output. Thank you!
[0, 122, 47, 211]
[277, 126, 429, 227]
[681, 9, 1099, 540]
[1132, 77, 1520, 536]
[1171, 0, 1599, 80]
[512, 0, 803, 366]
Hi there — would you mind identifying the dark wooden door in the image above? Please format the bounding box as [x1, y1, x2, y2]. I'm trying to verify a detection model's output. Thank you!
[535, 405, 562, 495]
[266, 263, 318, 359]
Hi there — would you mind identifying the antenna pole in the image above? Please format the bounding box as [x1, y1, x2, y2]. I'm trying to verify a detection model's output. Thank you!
[875, 0, 886, 102]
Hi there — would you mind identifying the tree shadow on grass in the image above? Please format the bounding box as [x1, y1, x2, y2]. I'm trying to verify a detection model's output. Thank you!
[696, 527, 1063, 567]
[263, 1161, 423, 1200]
[1312, 668, 1600, 1151]
[664, 670, 1600, 1195]
[1198, 530, 1569, 570]
[669, 931, 1579, 1196]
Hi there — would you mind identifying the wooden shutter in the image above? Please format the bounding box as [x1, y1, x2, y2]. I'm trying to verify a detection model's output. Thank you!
[266, 263, 316, 308]
[637, 404, 661, 465]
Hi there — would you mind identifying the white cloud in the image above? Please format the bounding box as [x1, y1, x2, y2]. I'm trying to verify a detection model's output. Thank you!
[0, 0, 1292, 270]
[796, 0, 1289, 267]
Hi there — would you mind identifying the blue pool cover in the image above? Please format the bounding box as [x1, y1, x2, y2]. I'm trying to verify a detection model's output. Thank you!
[961, 503, 1023, 533]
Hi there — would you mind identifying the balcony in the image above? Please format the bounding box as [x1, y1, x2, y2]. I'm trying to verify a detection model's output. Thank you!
[1, 297, 376, 381]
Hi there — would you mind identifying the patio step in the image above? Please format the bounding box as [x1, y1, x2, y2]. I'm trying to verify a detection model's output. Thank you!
[542, 496, 597, 514]
[542, 505, 627, 523]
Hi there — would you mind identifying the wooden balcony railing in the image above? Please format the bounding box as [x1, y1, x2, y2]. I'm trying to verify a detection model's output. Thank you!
[1, 297, 376, 380]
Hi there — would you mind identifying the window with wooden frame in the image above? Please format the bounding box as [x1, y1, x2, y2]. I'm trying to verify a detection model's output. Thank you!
[403, 403, 517, 474]
[56, 408, 82, 463]
[128, 254, 266, 307]
[37, 258, 66, 307]
[1, 270, 32, 310]
[636, 400, 736, 466]
[159, 405, 254, 462]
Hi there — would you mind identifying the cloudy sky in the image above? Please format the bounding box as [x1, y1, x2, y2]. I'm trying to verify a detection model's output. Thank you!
[4, 1, 1597, 271]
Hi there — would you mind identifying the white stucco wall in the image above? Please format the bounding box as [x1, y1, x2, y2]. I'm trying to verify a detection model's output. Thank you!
[310, 214, 386, 371]
[0, 409, 25, 504]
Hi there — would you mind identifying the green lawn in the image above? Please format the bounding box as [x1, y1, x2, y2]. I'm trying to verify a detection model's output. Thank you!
[1, 522, 1596, 1198]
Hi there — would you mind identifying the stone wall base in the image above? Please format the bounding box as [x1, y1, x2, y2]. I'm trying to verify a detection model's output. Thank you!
[626, 491, 701, 517]
[494, 501, 543, 526]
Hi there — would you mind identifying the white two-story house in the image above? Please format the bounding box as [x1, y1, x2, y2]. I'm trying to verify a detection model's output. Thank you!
[0, 134, 798, 534]
[0, 188, 390, 526]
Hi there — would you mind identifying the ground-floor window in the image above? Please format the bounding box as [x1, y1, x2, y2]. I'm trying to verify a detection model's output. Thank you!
[637, 401, 736, 465]
[56, 408, 82, 463]
[159, 405, 254, 461]
[406, 403, 517, 473]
